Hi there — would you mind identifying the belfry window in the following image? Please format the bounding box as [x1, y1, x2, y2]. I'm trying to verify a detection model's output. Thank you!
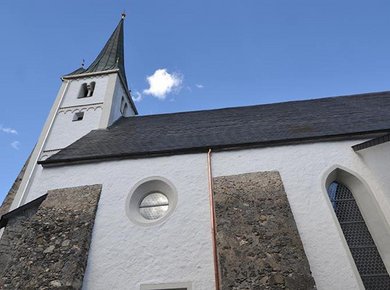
[327, 181, 390, 289]
[78, 82, 95, 98]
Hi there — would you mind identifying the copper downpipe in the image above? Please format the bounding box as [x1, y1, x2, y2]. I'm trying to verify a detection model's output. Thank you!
[207, 148, 220, 290]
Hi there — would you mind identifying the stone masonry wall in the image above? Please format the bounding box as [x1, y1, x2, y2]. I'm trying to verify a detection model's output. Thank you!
[0, 202, 42, 278]
[0, 184, 102, 290]
[213, 171, 316, 290]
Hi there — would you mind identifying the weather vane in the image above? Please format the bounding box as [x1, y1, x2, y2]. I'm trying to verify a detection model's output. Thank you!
[81, 59, 85, 67]
[121, 10, 126, 19]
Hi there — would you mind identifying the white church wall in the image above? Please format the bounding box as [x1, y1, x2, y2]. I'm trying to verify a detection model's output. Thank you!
[44, 107, 103, 151]
[43, 73, 132, 151]
[43, 75, 111, 151]
[7, 81, 69, 212]
[22, 139, 390, 290]
[356, 141, 390, 224]
[9, 73, 126, 211]
[109, 76, 135, 124]
[61, 76, 108, 107]
[25, 154, 215, 290]
[212, 140, 390, 290]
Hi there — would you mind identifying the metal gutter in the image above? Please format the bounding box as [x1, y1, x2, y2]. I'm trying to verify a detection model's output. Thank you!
[207, 149, 221, 290]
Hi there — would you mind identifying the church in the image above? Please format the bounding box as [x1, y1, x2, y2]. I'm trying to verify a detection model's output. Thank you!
[1, 14, 390, 290]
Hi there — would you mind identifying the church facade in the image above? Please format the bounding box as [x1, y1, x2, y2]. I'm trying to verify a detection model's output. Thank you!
[1, 16, 390, 290]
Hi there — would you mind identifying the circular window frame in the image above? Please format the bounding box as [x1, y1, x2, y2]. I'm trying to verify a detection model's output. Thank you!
[126, 177, 178, 226]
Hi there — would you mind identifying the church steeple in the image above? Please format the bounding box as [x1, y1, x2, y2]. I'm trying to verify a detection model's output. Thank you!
[84, 15, 128, 87]
[8, 14, 136, 214]
[66, 15, 128, 88]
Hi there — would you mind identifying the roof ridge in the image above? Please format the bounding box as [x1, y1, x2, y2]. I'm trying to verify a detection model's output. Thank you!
[130, 90, 390, 119]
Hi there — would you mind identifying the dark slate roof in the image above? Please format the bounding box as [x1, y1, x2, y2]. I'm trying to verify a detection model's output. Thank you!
[41, 91, 390, 166]
[64, 18, 128, 87]
[65, 67, 86, 76]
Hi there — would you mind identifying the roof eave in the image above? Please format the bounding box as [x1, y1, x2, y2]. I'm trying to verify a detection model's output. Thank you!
[38, 130, 390, 167]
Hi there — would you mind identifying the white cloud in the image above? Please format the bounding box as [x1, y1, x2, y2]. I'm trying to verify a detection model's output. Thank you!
[132, 91, 143, 102]
[143, 69, 183, 100]
[196, 84, 204, 89]
[0, 124, 18, 135]
[11, 141, 20, 150]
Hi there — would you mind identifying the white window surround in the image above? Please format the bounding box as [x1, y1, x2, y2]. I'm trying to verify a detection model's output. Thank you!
[126, 176, 178, 227]
[140, 282, 192, 290]
[322, 165, 390, 286]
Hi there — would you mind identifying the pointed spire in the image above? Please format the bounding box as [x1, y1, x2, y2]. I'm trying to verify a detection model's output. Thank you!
[83, 16, 128, 87]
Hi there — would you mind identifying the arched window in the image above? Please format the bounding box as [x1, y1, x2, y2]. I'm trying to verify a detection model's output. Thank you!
[327, 181, 390, 289]
[78, 82, 95, 98]
[78, 83, 88, 99]
[120, 96, 129, 116]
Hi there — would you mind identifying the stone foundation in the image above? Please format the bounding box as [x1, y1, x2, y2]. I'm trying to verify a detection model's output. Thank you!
[213, 171, 315, 290]
[0, 184, 102, 290]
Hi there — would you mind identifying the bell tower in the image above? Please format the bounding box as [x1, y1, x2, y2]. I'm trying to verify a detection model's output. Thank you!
[9, 14, 137, 210]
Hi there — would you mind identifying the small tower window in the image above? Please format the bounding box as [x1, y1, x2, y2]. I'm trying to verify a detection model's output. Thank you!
[73, 112, 84, 121]
[78, 82, 95, 98]
[120, 96, 128, 116]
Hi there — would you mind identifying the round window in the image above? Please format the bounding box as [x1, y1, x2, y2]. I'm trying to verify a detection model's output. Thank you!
[139, 192, 169, 220]
[126, 177, 178, 226]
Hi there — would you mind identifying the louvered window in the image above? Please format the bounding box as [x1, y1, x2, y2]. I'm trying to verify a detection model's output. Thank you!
[327, 181, 390, 289]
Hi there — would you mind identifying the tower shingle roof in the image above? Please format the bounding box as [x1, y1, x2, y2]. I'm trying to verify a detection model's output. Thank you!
[65, 18, 128, 88]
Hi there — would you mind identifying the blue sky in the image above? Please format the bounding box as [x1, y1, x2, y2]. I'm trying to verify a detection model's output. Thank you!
[1, 0, 390, 202]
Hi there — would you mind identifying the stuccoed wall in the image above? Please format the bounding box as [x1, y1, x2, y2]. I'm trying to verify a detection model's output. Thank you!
[45, 107, 103, 151]
[356, 141, 390, 225]
[23, 139, 390, 289]
[26, 154, 216, 290]
[44, 75, 110, 151]
[61, 76, 108, 107]
[213, 171, 315, 289]
[0, 185, 101, 289]
[108, 75, 135, 124]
